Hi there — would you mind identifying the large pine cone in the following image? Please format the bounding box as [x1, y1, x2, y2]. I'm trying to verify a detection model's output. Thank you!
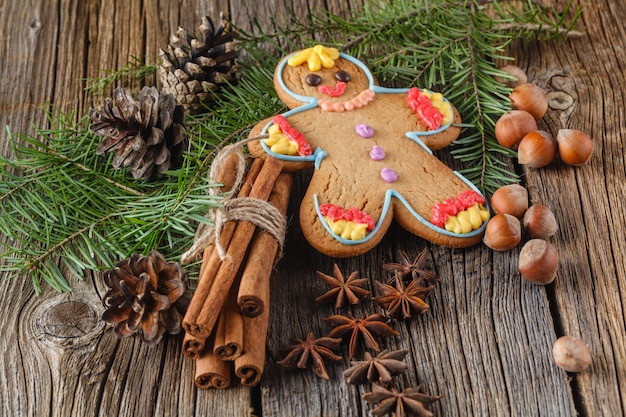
[89, 86, 187, 179]
[102, 250, 192, 346]
[158, 13, 241, 114]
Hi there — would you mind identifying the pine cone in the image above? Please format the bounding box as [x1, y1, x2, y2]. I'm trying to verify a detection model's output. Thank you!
[157, 13, 241, 114]
[89, 86, 187, 179]
[102, 250, 192, 346]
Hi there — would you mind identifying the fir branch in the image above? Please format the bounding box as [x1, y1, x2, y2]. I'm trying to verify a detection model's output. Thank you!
[238, 0, 581, 193]
[0, 64, 282, 294]
[493, 22, 584, 37]
[0, 110, 221, 294]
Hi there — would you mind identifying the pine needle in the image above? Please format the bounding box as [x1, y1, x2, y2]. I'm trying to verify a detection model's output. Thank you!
[84, 55, 157, 93]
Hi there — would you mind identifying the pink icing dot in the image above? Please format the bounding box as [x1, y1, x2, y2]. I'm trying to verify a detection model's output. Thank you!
[369, 145, 385, 161]
[355, 123, 374, 138]
[381, 168, 399, 183]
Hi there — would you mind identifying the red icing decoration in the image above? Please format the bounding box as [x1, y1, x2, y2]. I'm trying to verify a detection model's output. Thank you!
[318, 81, 347, 97]
[272, 115, 313, 156]
[407, 88, 443, 130]
[431, 190, 485, 228]
[319, 203, 375, 231]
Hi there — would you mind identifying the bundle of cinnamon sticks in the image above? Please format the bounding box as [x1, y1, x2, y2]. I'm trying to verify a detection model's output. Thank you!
[182, 154, 292, 389]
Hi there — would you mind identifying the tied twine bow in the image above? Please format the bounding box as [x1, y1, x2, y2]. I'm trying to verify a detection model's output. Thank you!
[181, 136, 287, 264]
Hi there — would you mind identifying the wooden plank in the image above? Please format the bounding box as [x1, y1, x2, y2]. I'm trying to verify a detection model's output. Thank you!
[0, 0, 59, 151]
[0, 2, 64, 417]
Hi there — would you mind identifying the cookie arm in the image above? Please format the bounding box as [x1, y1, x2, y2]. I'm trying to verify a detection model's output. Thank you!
[247, 116, 315, 173]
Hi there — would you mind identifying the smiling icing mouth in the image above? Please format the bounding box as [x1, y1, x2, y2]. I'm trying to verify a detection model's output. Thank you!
[318, 81, 347, 97]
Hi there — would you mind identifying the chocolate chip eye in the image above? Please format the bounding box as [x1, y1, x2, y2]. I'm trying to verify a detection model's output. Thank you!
[305, 74, 322, 86]
[334, 70, 350, 82]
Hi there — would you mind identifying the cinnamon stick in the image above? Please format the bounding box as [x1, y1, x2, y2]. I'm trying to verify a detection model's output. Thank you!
[183, 157, 264, 335]
[234, 307, 270, 387]
[182, 331, 206, 359]
[213, 283, 244, 361]
[194, 156, 283, 338]
[195, 340, 232, 389]
[216, 151, 245, 193]
[237, 172, 293, 317]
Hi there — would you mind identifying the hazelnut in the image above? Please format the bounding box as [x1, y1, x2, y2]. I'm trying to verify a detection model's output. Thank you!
[518, 239, 558, 284]
[496, 64, 528, 88]
[556, 129, 593, 166]
[517, 130, 557, 168]
[495, 110, 538, 149]
[483, 213, 521, 251]
[553, 336, 592, 372]
[491, 184, 528, 218]
[510, 83, 548, 120]
[523, 204, 558, 239]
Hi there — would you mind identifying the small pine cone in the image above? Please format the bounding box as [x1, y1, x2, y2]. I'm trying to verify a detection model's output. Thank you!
[157, 13, 241, 114]
[89, 86, 187, 179]
[102, 250, 192, 346]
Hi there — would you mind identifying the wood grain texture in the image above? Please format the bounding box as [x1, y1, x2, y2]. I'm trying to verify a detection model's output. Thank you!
[0, 0, 624, 416]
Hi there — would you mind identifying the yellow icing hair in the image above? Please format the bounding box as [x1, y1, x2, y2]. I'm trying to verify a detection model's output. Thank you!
[287, 45, 340, 71]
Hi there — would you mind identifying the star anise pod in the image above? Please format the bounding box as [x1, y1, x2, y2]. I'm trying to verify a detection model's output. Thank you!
[383, 249, 439, 285]
[343, 349, 409, 385]
[276, 332, 342, 379]
[374, 274, 434, 320]
[316, 264, 371, 308]
[362, 384, 441, 417]
[324, 313, 399, 359]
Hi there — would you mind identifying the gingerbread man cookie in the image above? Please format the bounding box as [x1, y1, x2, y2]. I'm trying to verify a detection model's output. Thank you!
[248, 45, 489, 257]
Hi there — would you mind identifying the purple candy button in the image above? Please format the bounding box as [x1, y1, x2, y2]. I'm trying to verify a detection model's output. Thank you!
[369, 145, 385, 161]
[355, 123, 374, 138]
[381, 168, 399, 183]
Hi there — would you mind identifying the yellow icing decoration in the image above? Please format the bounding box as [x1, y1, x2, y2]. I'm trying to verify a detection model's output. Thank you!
[314, 45, 337, 68]
[421, 90, 453, 125]
[444, 203, 490, 234]
[263, 125, 299, 155]
[287, 45, 340, 71]
[325, 217, 368, 240]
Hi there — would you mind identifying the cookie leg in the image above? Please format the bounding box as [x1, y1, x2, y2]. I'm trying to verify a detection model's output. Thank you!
[298, 166, 393, 258]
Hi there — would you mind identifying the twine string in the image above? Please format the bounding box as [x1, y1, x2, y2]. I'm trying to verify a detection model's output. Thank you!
[181, 135, 286, 264]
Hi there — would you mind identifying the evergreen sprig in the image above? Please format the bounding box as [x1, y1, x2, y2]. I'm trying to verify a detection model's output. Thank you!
[0, 110, 221, 294]
[239, 0, 581, 191]
[0, 0, 581, 293]
[0, 64, 282, 294]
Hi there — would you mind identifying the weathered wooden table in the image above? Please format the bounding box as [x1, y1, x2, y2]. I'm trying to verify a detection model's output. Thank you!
[1, 0, 624, 416]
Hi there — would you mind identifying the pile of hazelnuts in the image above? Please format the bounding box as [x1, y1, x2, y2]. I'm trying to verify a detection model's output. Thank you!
[495, 64, 594, 167]
[483, 184, 593, 373]
[483, 183, 559, 284]
[484, 64, 594, 286]
[483, 65, 594, 373]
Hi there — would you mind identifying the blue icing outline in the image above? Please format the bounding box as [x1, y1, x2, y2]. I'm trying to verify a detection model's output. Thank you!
[315, 170, 488, 246]
[265, 50, 483, 244]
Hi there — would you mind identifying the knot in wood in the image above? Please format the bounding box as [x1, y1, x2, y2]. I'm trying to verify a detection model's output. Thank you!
[547, 91, 574, 110]
[29, 19, 41, 30]
[33, 297, 105, 349]
[548, 74, 577, 111]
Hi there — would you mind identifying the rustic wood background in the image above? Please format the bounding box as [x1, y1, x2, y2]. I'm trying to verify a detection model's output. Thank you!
[1, 0, 624, 416]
